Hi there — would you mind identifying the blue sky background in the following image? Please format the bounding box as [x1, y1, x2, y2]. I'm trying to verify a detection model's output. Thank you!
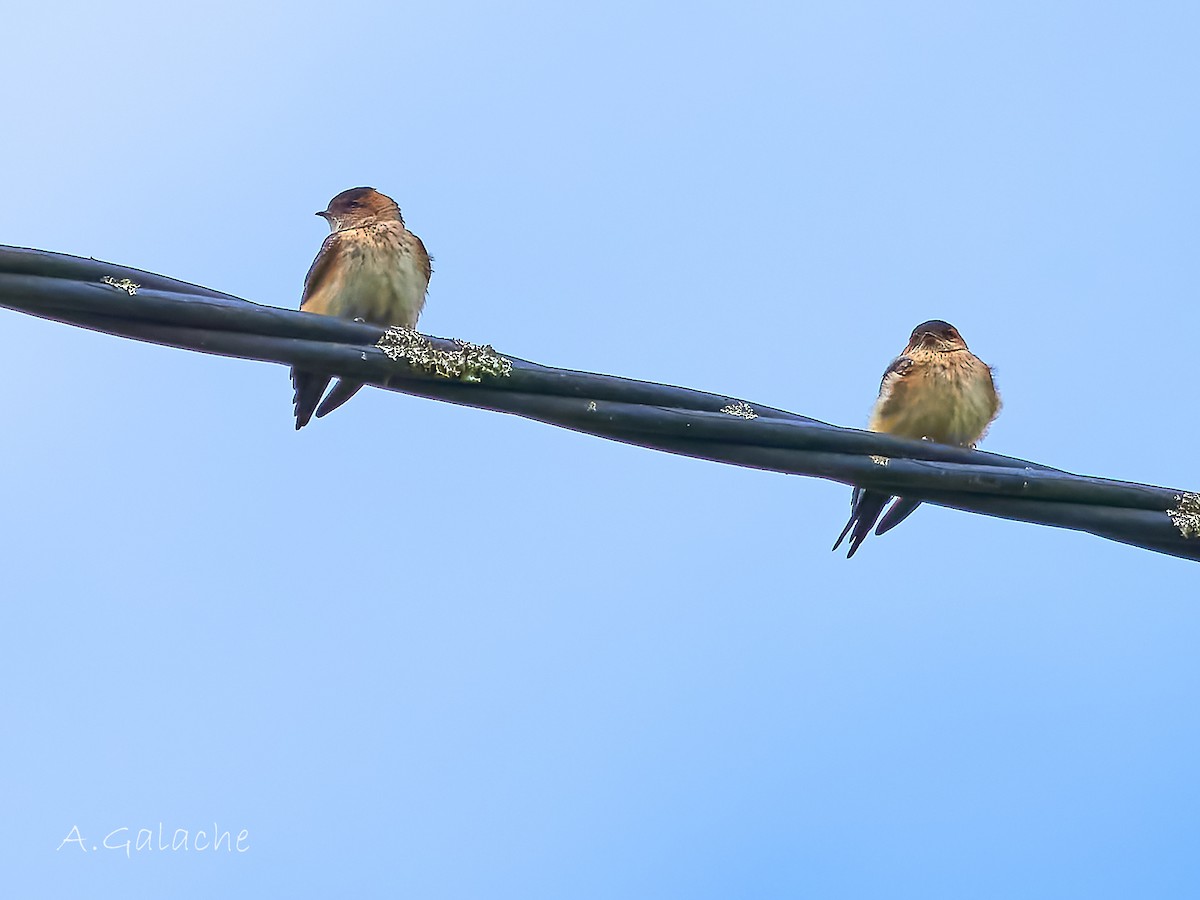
[3, 1, 1198, 897]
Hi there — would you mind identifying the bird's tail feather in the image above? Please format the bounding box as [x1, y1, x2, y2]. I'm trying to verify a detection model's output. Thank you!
[292, 368, 331, 430]
[315, 380, 365, 420]
[875, 499, 922, 536]
[831, 489, 892, 558]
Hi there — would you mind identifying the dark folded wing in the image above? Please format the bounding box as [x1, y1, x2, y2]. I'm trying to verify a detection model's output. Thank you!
[292, 232, 347, 428]
[831, 354, 918, 555]
[299, 232, 344, 311]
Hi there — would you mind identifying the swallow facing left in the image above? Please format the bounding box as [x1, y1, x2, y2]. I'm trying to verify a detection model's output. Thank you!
[291, 187, 432, 429]
[833, 320, 1001, 557]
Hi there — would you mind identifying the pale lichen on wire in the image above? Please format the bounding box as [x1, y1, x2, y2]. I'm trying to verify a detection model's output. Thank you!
[719, 401, 758, 419]
[100, 276, 139, 295]
[376, 325, 512, 381]
[1168, 493, 1200, 539]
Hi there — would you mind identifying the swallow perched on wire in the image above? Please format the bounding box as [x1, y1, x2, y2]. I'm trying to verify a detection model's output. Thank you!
[291, 187, 431, 429]
[833, 319, 1001, 557]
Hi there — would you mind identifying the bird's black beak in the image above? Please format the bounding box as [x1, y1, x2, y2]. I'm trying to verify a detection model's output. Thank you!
[315, 210, 330, 219]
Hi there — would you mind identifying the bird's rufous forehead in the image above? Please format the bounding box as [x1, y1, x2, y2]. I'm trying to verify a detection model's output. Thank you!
[325, 187, 397, 214]
[909, 319, 962, 342]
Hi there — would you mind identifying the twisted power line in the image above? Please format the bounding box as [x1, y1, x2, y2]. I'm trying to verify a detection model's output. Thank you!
[2, 244, 1197, 562]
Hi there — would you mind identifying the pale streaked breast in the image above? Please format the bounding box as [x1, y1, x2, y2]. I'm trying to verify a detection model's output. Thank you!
[328, 224, 428, 327]
[870, 354, 998, 446]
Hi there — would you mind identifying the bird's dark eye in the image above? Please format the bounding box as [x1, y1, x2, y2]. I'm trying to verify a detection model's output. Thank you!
[350, 200, 362, 208]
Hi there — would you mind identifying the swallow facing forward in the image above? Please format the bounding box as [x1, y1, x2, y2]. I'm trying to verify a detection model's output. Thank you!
[291, 187, 431, 429]
[833, 320, 1001, 557]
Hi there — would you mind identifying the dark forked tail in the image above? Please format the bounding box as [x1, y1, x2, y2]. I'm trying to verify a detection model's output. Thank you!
[832, 489, 923, 558]
[291, 367, 332, 430]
